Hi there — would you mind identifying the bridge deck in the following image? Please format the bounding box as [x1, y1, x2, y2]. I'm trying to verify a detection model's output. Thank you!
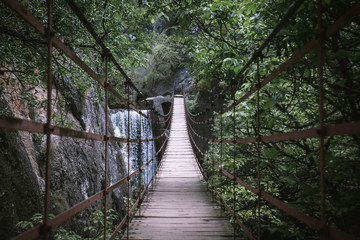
[123, 97, 237, 240]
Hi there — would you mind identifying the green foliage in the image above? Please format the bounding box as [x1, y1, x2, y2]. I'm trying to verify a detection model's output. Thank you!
[84, 209, 121, 240]
[16, 213, 55, 231]
[132, 34, 182, 97]
[149, 0, 360, 238]
[1, 0, 154, 117]
[16, 209, 122, 240]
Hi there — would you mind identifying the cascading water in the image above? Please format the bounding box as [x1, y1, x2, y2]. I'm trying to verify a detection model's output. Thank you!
[110, 109, 157, 195]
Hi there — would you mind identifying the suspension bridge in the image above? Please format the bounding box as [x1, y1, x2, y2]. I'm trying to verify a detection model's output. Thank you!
[124, 97, 237, 240]
[1, 0, 360, 240]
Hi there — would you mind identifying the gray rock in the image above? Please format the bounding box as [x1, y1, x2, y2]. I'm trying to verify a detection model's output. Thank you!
[0, 82, 128, 237]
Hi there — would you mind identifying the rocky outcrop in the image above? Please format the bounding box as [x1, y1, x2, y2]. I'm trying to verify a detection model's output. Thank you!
[173, 67, 194, 94]
[0, 75, 128, 238]
[146, 96, 172, 116]
[0, 127, 43, 240]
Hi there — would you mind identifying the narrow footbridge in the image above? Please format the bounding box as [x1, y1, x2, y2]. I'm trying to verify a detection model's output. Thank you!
[124, 97, 236, 240]
[1, 1, 359, 240]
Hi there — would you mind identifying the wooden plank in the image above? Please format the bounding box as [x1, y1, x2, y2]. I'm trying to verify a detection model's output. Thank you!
[122, 98, 239, 240]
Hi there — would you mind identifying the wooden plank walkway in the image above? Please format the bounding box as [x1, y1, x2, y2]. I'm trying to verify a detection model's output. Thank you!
[123, 97, 238, 240]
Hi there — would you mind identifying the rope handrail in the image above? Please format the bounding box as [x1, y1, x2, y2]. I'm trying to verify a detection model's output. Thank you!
[186, 0, 304, 118]
[186, 3, 360, 124]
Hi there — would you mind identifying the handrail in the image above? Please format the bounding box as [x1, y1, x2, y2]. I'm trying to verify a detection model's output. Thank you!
[188, 116, 360, 143]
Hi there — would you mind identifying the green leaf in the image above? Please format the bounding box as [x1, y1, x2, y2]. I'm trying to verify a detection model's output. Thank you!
[234, 65, 242, 75]
[263, 148, 279, 158]
[333, 49, 352, 58]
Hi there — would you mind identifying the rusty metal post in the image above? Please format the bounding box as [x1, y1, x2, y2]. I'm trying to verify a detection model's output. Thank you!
[43, 0, 53, 239]
[317, 0, 326, 238]
[126, 81, 131, 240]
[232, 82, 236, 240]
[146, 110, 149, 202]
[103, 51, 110, 240]
[220, 97, 224, 217]
[138, 112, 142, 215]
[256, 55, 261, 240]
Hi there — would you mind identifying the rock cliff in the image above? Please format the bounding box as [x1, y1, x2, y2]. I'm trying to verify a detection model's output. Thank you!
[0, 74, 127, 238]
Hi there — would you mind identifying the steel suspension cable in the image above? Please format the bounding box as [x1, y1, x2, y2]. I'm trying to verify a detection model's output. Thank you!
[126, 81, 131, 240]
[317, 1, 326, 238]
[138, 109, 142, 215]
[103, 52, 110, 240]
[43, 0, 53, 239]
[146, 111, 149, 203]
[232, 81, 237, 240]
[220, 95, 224, 217]
[255, 54, 261, 240]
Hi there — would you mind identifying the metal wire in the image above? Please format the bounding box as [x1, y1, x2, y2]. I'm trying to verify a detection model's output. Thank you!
[255, 55, 261, 240]
[317, 0, 326, 238]
[232, 82, 237, 239]
[127, 81, 130, 240]
[43, 0, 53, 239]
[103, 52, 110, 240]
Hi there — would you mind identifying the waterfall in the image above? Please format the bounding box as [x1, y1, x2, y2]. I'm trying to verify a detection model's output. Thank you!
[110, 109, 157, 193]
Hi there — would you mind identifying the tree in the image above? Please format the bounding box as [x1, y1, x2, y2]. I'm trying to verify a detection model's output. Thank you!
[147, 0, 360, 238]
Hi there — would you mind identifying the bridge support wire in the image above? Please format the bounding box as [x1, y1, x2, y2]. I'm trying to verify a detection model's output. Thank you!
[103, 51, 110, 240]
[255, 53, 262, 240]
[317, 0, 326, 238]
[44, 0, 53, 239]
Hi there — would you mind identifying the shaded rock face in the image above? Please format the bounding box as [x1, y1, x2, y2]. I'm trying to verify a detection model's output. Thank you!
[186, 82, 225, 154]
[146, 96, 172, 116]
[0, 128, 43, 240]
[173, 67, 194, 95]
[0, 76, 127, 238]
[142, 66, 194, 98]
